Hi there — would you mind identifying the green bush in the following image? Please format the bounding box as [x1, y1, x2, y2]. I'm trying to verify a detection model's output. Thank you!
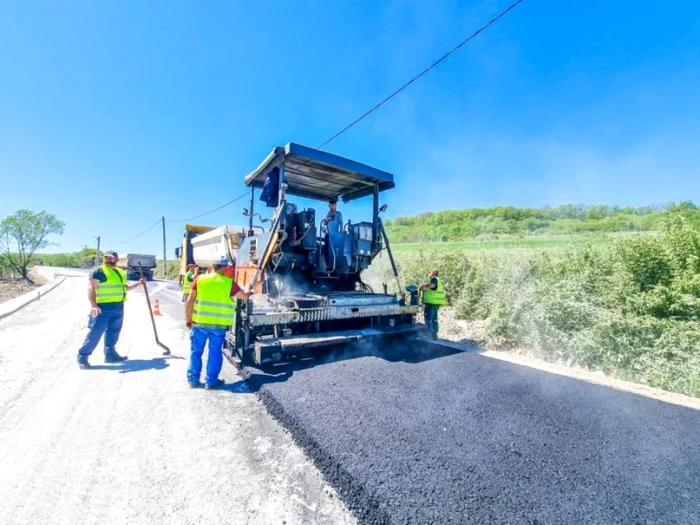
[371, 212, 700, 397]
[155, 260, 181, 280]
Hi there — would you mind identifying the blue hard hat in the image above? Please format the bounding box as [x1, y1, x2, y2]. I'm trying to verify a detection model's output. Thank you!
[214, 256, 231, 266]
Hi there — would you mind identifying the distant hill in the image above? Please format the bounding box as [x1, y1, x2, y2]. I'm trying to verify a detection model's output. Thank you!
[383, 201, 699, 243]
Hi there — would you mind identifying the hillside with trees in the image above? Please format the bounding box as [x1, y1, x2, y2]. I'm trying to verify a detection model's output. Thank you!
[384, 201, 699, 243]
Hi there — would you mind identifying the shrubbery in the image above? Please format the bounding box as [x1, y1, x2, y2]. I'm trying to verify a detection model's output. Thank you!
[34, 249, 99, 269]
[372, 213, 700, 397]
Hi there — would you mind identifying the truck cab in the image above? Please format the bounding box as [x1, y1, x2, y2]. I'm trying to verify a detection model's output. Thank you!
[116, 253, 157, 281]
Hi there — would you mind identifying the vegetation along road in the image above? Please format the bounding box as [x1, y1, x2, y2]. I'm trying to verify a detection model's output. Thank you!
[1, 255, 699, 523]
[1, 203, 699, 523]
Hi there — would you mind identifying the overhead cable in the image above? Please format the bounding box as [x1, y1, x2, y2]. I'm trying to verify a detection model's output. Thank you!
[113, 219, 161, 245]
[317, 0, 524, 149]
[111, 0, 523, 242]
[167, 191, 250, 223]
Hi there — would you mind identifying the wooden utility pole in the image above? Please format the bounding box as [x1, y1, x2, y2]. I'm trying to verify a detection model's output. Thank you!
[161, 217, 167, 279]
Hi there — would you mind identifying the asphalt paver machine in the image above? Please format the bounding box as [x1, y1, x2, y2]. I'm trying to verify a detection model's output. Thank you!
[227, 142, 425, 366]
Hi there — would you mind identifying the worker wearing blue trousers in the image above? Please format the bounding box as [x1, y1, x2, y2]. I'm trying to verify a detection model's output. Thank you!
[185, 256, 251, 390]
[77, 251, 146, 369]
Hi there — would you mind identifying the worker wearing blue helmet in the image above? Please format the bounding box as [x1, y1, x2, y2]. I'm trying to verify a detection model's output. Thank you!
[185, 256, 252, 389]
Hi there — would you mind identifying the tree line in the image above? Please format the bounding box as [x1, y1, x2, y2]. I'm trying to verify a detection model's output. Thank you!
[384, 201, 699, 243]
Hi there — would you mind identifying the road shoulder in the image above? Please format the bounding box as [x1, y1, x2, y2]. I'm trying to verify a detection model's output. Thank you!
[0, 268, 66, 321]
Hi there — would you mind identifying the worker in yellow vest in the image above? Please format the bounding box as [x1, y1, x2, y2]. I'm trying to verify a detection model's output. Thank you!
[185, 256, 252, 389]
[181, 264, 198, 303]
[77, 250, 146, 369]
[419, 268, 446, 340]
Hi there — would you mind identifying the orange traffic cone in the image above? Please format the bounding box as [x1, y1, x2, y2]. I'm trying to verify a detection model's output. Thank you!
[152, 297, 162, 316]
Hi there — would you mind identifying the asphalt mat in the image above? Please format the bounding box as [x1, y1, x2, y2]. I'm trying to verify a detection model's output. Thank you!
[242, 342, 700, 525]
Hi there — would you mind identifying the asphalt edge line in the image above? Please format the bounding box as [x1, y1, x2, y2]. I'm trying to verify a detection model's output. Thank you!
[426, 337, 700, 411]
[480, 349, 700, 411]
[240, 369, 391, 525]
[0, 273, 67, 321]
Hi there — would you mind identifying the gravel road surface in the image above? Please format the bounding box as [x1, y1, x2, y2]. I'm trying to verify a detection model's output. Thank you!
[4, 269, 700, 524]
[0, 271, 354, 525]
[244, 342, 700, 524]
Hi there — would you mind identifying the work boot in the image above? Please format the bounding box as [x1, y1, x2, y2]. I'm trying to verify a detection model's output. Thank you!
[104, 351, 128, 363]
[77, 355, 91, 369]
[188, 381, 204, 389]
[205, 379, 225, 390]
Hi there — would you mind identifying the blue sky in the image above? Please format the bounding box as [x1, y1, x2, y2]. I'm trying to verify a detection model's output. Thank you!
[1, 0, 698, 255]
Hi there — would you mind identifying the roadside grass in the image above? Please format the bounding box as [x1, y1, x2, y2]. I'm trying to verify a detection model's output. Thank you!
[155, 260, 181, 281]
[372, 216, 700, 397]
[390, 232, 650, 253]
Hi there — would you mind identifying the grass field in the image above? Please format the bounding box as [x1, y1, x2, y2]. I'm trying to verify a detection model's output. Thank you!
[392, 236, 580, 252]
[390, 232, 649, 253]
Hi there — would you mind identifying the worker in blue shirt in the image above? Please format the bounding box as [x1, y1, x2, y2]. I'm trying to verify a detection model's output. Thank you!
[325, 198, 343, 233]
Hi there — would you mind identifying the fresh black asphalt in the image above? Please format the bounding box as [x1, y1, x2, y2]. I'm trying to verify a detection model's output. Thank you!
[243, 342, 700, 524]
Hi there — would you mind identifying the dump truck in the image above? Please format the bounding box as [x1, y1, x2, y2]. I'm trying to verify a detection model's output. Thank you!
[175, 224, 247, 284]
[191, 225, 248, 268]
[226, 142, 425, 367]
[175, 224, 214, 285]
[116, 253, 157, 281]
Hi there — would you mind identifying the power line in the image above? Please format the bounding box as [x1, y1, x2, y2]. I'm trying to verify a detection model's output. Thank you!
[112, 192, 250, 246]
[165, 0, 524, 227]
[112, 1, 522, 243]
[112, 219, 161, 246]
[316, 0, 524, 150]
[166, 191, 250, 223]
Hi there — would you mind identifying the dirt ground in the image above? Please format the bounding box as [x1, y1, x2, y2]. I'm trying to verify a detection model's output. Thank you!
[0, 269, 48, 304]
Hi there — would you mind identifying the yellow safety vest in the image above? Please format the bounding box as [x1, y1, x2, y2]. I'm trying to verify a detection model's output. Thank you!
[96, 265, 128, 304]
[183, 271, 194, 294]
[423, 278, 446, 306]
[192, 272, 235, 328]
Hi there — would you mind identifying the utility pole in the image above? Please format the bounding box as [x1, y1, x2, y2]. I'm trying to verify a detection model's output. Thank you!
[94, 236, 101, 267]
[162, 217, 167, 279]
[248, 187, 254, 236]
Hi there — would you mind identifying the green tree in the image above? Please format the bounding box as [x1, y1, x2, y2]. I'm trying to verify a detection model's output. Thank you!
[0, 210, 65, 281]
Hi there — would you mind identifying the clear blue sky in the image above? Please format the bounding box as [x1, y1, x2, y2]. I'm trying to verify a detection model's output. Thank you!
[1, 0, 699, 255]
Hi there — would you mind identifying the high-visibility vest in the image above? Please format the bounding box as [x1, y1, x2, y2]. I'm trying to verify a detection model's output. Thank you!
[192, 272, 235, 328]
[96, 265, 128, 304]
[183, 271, 194, 294]
[423, 278, 446, 305]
